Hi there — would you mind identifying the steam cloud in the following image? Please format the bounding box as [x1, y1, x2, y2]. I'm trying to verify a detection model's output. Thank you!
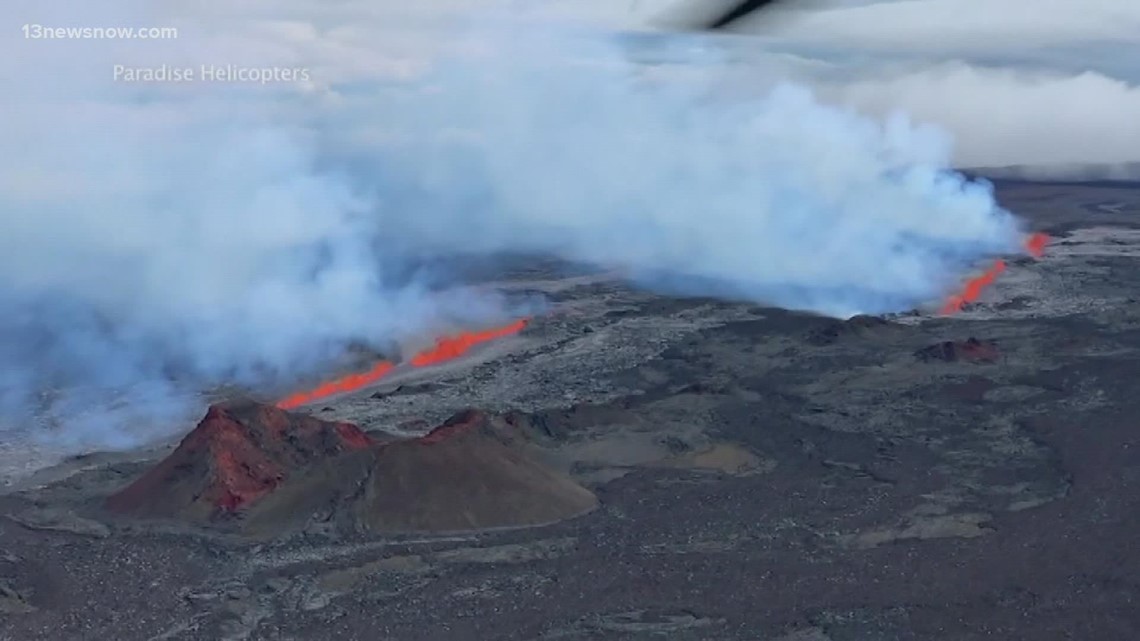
[0, 0, 1069, 455]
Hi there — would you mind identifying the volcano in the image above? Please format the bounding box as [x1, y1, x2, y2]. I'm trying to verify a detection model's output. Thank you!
[10, 173, 1137, 641]
[104, 400, 374, 522]
[105, 403, 596, 536]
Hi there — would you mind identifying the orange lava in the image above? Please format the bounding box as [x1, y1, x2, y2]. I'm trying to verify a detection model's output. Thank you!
[1025, 232, 1049, 258]
[277, 361, 396, 410]
[940, 260, 1006, 314]
[276, 318, 529, 410]
[410, 319, 529, 367]
[940, 233, 1050, 315]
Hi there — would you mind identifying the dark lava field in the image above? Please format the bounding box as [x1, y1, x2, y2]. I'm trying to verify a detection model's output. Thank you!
[1, 179, 1139, 640]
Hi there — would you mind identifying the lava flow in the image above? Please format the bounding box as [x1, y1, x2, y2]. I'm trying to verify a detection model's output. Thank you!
[276, 318, 530, 410]
[410, 319, 529, 367]
[940, 232, 1049, 315]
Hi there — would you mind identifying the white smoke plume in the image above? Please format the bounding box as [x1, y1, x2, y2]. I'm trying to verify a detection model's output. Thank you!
[2, 0, 1040, 454]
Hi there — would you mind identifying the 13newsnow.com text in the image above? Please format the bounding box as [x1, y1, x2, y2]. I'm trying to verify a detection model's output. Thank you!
[22, 24, 179, 40]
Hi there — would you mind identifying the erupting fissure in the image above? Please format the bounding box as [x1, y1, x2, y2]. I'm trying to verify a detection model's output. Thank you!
[273, 233, 1047, 409]
[940, 232, 1049, 315]
[275, 318, 529, 409]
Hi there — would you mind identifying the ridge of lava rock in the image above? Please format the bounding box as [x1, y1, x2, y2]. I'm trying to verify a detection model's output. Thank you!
[415, 409, 508, 445]
[915, 337, 1000, 363]
[105, 400, 374, 520]
[807, 314, 894, 345]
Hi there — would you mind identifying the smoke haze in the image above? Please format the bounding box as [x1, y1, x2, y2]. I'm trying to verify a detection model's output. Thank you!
[2, 0, 1127, 454]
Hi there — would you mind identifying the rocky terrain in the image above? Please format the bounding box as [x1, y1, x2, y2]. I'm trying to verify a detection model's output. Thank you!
[1, 179, 1139, 640]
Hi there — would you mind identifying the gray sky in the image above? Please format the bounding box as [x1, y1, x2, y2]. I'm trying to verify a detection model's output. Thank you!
[539, 0, 1140, 172]
[9, 0, 1136, 172]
